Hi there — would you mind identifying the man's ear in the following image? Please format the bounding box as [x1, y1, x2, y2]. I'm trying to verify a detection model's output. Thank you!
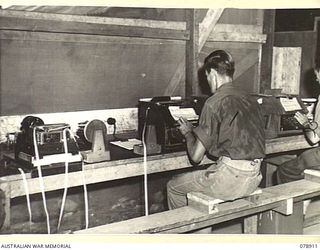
[209, 68, 218, 79]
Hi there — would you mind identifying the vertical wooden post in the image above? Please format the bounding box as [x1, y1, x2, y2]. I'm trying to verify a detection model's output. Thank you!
[185, 9, 199, 97]
[260, 9, 275, 94]
[244, 215, 258, 234]
[315, 18, 320, 68]
[258, 202, 304, 234]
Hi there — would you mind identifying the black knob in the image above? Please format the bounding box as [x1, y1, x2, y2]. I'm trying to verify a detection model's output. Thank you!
[107, 117, 116, 125]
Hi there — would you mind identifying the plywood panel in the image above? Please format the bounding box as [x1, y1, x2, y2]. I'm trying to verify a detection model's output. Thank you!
[271, 47, 302, 95]
[274, 31, 318, 97]
[0, 32, 185, 115]
[219, 9, 262, 25]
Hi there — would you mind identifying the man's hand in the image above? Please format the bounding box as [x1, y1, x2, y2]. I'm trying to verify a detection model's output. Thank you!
[294, 111, 309, 127]
[177, 117, 193, 136]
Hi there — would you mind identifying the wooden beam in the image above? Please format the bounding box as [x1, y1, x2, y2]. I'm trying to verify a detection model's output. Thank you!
[0, 9, 186, 30]
[0, 30, 185, 45]
[212, 24, 263, 34]
[185, 9, 199, 97]
[260, 9, 275, 94]
[198, 9, 224, 50]
[207, 32, 266, 43]
[164, 9, 224, 96]
[0, 10, 264, 34]
[0, 16, 190, 41]
[203, 42, 261, 50]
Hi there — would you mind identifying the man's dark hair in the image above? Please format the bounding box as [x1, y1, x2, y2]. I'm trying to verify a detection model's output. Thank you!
[203, 50, 235, 78]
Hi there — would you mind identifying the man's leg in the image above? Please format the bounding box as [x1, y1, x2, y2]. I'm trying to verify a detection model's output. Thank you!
[167, 170, 210, 210]
[277, 147, 320, 184]
[167, 169, 215, 234]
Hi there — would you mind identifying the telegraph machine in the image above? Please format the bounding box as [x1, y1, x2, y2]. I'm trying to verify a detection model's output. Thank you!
[137, 96, 207, 154]
[14, 116, 82, 177]
[258, 95, 309, 139]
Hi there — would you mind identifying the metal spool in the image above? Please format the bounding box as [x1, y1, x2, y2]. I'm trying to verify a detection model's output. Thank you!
[84, 119, 107, 143]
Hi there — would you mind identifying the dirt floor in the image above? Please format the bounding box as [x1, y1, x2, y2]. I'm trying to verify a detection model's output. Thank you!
[0, 171, 173, 234]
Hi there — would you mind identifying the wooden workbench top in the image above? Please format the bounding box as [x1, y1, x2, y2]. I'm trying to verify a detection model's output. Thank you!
[0, 135, 317, 199]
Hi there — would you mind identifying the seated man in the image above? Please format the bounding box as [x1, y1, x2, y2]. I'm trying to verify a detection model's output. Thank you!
[277, 68, 320, 184]
[167, 50, 266, 210]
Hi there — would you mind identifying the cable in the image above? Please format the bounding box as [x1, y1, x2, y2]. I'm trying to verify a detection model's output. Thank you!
[81, 161, 89, 229]
[57, 128, 89, 230]
[107, 118, 122, 141]
[18, 168, 32, 228]
[33, 127, 40, 161]
[57, 128, 70, 231]
[142, 107, 150, 216]
[33, 127, 51, 234]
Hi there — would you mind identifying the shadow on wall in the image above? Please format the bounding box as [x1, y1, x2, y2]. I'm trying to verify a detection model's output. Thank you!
[302, 68, 320, 98]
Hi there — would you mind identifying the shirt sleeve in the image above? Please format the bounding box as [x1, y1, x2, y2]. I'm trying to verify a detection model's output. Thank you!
[193, 102, 220, 150]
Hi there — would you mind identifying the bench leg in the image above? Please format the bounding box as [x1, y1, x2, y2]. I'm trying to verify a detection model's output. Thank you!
[257, 201, 304, 234]
[244, 215, 258, 234]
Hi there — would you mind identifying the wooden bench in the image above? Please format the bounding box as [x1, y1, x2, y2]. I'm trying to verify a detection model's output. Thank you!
[74, 169, 320, 234]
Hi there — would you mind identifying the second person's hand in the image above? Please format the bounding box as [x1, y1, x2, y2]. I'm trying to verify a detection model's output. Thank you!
[294, 111, 309, 127]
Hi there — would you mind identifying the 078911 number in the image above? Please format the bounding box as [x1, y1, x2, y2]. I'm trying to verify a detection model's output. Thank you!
[300, 244, 318, 248]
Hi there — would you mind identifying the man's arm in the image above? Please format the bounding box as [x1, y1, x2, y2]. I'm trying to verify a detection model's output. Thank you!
[177, 118, 206, 164]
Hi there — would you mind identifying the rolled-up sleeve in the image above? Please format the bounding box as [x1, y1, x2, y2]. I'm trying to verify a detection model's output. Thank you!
[193, 103, 219, 151]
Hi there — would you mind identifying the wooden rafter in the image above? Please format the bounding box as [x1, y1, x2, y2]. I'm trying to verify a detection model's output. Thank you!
[0, 10, 266, 43]
[207, 32, 266, 43]
[199, 9, 224, 51]
[0, 9, 186, 30]
[164, 9, 224, 96]
[0, 15, 189, 41]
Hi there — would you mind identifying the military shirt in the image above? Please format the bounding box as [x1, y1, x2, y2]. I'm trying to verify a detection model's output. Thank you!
[193, 82, 266, 160]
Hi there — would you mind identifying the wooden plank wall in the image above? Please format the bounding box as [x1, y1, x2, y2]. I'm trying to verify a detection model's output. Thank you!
[0, 31, 184, 115]
[0, 8, 264, 116]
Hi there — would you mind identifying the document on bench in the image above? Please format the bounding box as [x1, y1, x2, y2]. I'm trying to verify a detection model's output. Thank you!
[168, 106, 199, 121]
[280, 97, 302, 112]
[110, 139, 142, 151]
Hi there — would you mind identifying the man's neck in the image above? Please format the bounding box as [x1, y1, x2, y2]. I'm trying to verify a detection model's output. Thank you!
[217, 76, 232, 88]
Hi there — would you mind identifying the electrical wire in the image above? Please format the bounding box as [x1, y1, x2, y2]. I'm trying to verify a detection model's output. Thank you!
[81, 161, 89, 229]
[57, 128, 89, 230]
[142, 107, 150, 216]
[18, 168, 32, 228]
[57, 128, 70, 231]
[33, 127, 51, 234]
